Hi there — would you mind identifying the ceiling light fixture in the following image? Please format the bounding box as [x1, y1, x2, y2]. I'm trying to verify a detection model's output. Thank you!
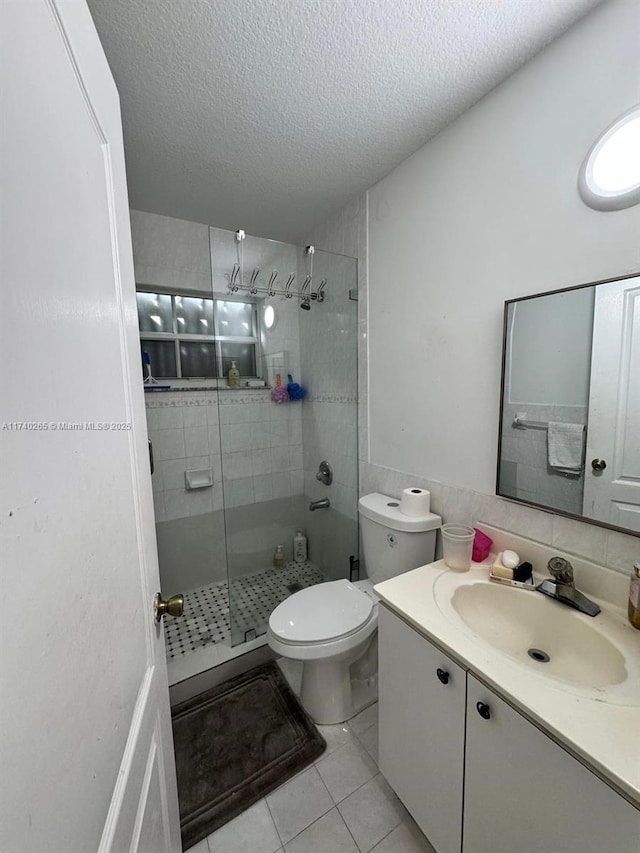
[578, 106, 640, 211]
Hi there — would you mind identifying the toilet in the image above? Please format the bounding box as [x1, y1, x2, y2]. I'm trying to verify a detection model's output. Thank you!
[267, 492, 441, 724]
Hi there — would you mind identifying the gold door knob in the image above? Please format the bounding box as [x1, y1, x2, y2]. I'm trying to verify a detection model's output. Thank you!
[153, 592, 184, 623]
[591, 458, 607, 472]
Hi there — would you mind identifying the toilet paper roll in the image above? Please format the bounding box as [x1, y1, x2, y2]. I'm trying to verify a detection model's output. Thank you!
[399, 487, 431, 517]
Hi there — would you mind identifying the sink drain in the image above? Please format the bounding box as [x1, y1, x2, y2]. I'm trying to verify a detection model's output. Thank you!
[528, 648, 550, 663]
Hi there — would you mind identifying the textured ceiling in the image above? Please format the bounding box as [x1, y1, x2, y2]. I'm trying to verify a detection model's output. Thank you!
[87, 0, 603, 243]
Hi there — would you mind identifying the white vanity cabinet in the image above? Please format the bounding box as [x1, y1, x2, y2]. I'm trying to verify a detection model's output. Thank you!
[378, 604, 640, 853]
[378, 605, 466, 853]
[464, 674, 640, 853]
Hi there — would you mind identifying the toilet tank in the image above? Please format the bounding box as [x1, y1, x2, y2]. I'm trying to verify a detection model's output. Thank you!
[358, 493, 441, 584]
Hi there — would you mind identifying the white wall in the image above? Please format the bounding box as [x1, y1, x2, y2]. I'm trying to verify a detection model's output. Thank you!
[509, 287, 594, 406]
[307, 0, 639, 574]
[367, 0, 640, 495]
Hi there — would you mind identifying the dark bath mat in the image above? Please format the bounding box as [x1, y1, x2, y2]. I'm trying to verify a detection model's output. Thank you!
[172, 660, 326, 850]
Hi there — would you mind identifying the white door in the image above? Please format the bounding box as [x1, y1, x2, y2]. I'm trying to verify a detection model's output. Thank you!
[0, 2, 181, 851]
[583, 275, 640, 533]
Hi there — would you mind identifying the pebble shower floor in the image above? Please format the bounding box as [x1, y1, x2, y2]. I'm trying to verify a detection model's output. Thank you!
[164, 560, 326, 658]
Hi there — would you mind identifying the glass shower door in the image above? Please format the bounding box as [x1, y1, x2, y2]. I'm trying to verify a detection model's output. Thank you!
[209, 227, 359, 646]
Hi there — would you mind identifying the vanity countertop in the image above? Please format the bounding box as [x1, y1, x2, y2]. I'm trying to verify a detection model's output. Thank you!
[374, 558, 640, 807]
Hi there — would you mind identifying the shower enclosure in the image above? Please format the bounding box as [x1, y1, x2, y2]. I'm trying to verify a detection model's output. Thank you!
[141, 224, 358, 683]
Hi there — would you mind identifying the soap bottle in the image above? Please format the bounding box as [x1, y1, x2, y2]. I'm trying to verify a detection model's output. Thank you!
[293, 529, 307, 563]
[227, 360, 240, 387]
[628, 563, 640, 630]
[273, 545, 285, 570]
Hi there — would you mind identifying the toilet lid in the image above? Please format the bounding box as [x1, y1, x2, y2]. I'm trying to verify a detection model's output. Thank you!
[269, 579, 374, 644]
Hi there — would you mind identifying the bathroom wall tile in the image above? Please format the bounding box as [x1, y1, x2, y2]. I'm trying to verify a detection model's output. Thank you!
[150, 405, 184, 431]
[252, 422, 272, 450]
[605, 530, 640, 574]
[207, 403, 221, 426]
[251, 449, 272, 476]
[551, 515, 607, 565]
[151, 465, 163, 494]
[315, 740, 377, 804]
[212, 482, 225, 512]
[271, 446, 290, 472]
[208, 423, 222, 455]
[183, 404, 208, 428]
[266, 765, 334, 845]
[218, 405, 236, 426]
[223, 451, 254, 481]
[206, 799, 281, 853]
[288, 418, 303, 446]
[164, 486, 213, 521]
[152, 490, 166, 523]
[441, 485, 481, 526]
[272, 472, 292, 499]
[210, 453, 222, 483]
[290, 469, 304, 495]
[289, 445, 304, 471]
[224, 477, 254, 507]
[270, 421, 289, 447]
[338, 774, 406, 853]
[475, 493, 554, 544]
[150, 428, 185, 462]
[284, 808, 358, 853]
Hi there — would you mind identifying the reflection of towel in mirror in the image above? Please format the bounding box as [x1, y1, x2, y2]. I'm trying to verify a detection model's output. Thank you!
[548, 422, 584, 475]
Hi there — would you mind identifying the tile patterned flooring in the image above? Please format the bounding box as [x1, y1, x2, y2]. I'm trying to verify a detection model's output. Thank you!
[165, 561, 326, 658]
[188, 660, 436, 853]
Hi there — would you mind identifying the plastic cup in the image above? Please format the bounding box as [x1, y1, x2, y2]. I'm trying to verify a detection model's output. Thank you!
[441, 524, 475, 572]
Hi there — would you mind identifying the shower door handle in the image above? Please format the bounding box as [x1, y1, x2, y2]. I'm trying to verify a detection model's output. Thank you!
[153, 592, 184, 623]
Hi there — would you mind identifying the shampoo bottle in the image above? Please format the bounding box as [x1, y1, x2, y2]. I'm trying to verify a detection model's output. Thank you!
[273, 545, 285, 570]
[227, 360, 240, 387]
[293, 529, 307, 563]
[628, 563, 640, 630]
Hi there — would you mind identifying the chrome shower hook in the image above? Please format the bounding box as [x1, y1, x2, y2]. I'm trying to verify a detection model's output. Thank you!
[249, 267, 260, 295]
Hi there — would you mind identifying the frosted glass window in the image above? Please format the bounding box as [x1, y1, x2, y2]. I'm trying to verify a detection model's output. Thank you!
[180, 342, 217, 377]
[137, 292, 173, 333]
[140, 340, 176, 378]
[175, 296, 214, 335]
[136, 289, 260, 379]
[221, 343, 255, 376]
[216, 300, 254, 337]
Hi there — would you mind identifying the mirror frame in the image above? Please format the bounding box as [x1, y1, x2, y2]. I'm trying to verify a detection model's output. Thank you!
[496, 271, 640, 538]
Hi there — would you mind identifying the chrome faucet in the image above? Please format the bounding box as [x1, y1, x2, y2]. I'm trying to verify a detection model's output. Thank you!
[309, 498, 330, 511]
[536, 557, 600, 617]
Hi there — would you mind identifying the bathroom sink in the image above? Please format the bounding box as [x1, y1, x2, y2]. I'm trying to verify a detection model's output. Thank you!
[440, 580, 628, 689]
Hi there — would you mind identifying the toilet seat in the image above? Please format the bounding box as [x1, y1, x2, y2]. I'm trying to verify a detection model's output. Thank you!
[269, 579, 373, 644]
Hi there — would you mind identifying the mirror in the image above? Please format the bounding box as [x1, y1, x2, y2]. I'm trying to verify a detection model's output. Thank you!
[497, 273, 640, 536]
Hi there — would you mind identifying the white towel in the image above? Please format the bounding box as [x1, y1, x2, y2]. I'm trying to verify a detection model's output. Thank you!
[547, 422, 584, 474]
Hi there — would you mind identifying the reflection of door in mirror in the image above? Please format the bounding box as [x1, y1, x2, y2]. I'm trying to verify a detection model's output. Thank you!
[497, 273, 640, 537]
[584, 278, 640, 532]
[499, 288, 594, 515]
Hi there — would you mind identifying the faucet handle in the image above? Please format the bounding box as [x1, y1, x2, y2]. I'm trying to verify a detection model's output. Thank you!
[548, 556, 574, 585]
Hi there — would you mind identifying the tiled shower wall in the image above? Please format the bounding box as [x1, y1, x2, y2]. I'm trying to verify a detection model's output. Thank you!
[146, 389, 305, 592]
